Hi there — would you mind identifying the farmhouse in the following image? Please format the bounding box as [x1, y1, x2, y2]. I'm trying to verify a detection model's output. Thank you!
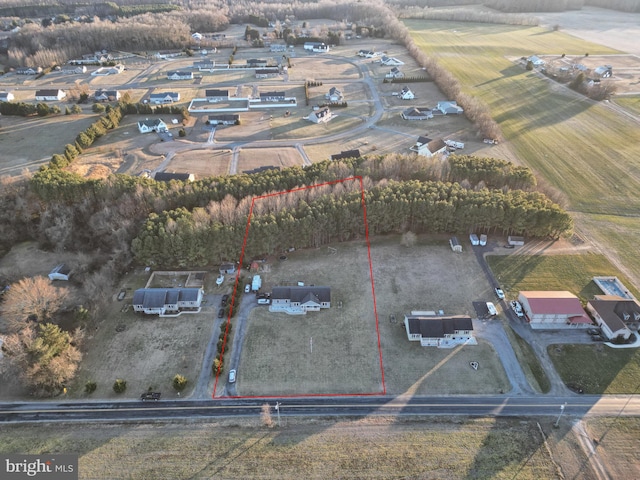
[586, 295, 637, 341]
[260, 91, 286, 102]
[380, 55, 404, 66]
[94, 90, 120, 101]
[48, 264, 71, 281]
[205, 89, 229, 102]
[401, 107, 433, 120]
[399, 86, 414, 100]
[308, 107, 333, 124]
[150, 92, 180, 104]
[137, 118, 168, 134]
[132, 288, 204, 315]
[0, 92, 14, 102]
[386, 67, 404, 79]
[167, 70, 194, 80]
[526, 55, 545, 67]
[255, 67, 280, 78]
[436, 101, 464, 115]
[404, 314, 475, 348]
[331, 149, 361, 161]
[269, 286, 331, 315]
[410, 136, 447, 157]
[304, 42, 329, 53]
[325, 87, 343, 102]
[208, 114, 239, 125]
[193, 60, 215, 71]
[518, 291, 592, 329]
[16, 67, 41, 75]
[154, 172, 195, 182]
[35, 89, 66, 101]
[62, 65, 87, 74]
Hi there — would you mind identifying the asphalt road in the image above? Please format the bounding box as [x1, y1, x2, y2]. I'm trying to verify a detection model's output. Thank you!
[1, 394, 639, 424]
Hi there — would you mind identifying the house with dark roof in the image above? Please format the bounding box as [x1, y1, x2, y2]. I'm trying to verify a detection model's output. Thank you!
[137, 118, 168, 134]
[219, 263, 236, 274]
[436, 101, 464, 115]
[205, 89, 229, 102]
[260, 91, 286, 102]
[150, 92, 180, 104]
[399, 86, 414, 100]
[154, 172, 195, 182]
[410, 136, 447, 157]
[247, 58, 268, 67]
[48, 264, 71, 281]
[269, 286, 331, 315]
[132, 288, 203, 315]
[331, 149, 361, 161]
[325, 87, 343, 102]
[518, 291, 592, 329]
[193, 60, 215, 71]
[586, 295, 637, 341]
[381, 56, 404, 66]
[401, 107, 433, 121]
[303, 42, 329, 53]
[0, 91, 14, 102]
[94, 90, 120, 102]
[386, 67, 404, 79]
[308, 107, 333, 124]
[167, 70, 194, 80]
[208, 114, 239, 125]
[16, 67, 41, 75]
[404, 314, 475, 348]
[255, 67, 280, 78]
[35, 89, 66, 101]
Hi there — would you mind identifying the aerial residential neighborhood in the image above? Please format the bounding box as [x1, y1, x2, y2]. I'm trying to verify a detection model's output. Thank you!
[0, 0, 640, 478]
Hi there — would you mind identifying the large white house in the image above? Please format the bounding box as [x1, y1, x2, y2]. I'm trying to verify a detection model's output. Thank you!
[35, 89, 66, 101]
[137, 118, 168, 134]
[0, 92, 14, 102]
[399, 86, 414, 100]
[404, 314, 475, 348]
[167, 70, 193, 80]
[410, 136, 447, 157]
[308, 107, 333, 124]
[132, 288, 204, 315]
[269, 286, 331, 315]
[586, 295, 637, 341]
[150, 92, 180, 104]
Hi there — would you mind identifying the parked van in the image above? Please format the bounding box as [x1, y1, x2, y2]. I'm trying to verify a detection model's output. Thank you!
[486, 302, 498, 316]
[469, 234, 479, 246]
[479, 234, 487, 246]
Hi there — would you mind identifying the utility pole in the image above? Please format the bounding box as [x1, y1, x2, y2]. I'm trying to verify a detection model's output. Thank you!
[554, 402, 567, 428]
[275, 402, 281, 427]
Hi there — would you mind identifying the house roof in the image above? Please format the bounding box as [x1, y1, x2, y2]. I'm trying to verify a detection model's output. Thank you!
[331, 149, 361, 161]
[416, 136, 432, 146]
[272, 286, 331, 304]
[256, 68, 279, 75]
[426, 138, 446, 154]
[208, 114, 239, 122]
[590, 296, 640, 333]
[150, 92, 179, 99]
[260, 91, 285, 98]
[205, 89, 228, 97]
[138, 119, 165, 128]
[36, 89, 63, 96]
[406, 315, 473, 338]
[154, 172, 193, 182]
[0, 92, 12, 100]
[328, 87, 341, 95]
[167, 70, 192, 76]
[313, 107, 331, 118]
[132, 288, 201, 309]
[402, 107, 431, 118]
[520, 291, 591, 322]
[95, 90, 118, 97]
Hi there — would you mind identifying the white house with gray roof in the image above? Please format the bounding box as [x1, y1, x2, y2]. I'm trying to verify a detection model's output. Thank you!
[269, 286, 331, 315]
[132, 288, 204, 315]
[404, 314, 475, 348]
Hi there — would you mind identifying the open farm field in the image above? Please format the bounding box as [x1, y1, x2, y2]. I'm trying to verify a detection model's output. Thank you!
[486, 253, 640, 302]
[613, 95, 640, 116]
[0, 113, 100, 177]
[0, 416, 601, 480]
[167, 149, 232, 178]
[236, 148, 302, 173]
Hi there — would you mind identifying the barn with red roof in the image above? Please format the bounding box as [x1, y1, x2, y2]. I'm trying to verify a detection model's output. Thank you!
[518, 291, 592, 329]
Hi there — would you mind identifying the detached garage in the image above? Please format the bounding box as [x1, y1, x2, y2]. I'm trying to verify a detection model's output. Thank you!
[518, 291, 591, 329]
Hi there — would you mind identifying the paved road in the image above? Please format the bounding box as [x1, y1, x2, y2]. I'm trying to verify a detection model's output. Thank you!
[1, 394, 639, 424]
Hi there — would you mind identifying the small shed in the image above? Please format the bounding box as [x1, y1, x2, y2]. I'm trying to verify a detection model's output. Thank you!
[220, 263, 236, 275]
[48, 264, 71, 281]
[449, 237, 462, 253]
[508, 236, 525, 246]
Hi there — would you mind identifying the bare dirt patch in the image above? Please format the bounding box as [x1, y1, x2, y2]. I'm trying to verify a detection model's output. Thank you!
[237, 148, 303, 173]
[168, 149, 233, 178]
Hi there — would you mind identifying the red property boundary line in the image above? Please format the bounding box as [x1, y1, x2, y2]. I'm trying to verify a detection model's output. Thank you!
[213, 176, 386, 398]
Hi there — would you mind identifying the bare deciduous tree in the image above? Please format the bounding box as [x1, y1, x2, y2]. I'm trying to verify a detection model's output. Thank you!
[261, 403, 274, 428]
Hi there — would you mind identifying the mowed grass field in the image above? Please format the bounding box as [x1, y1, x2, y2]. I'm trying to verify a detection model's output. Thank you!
[0, 417, 584, 480]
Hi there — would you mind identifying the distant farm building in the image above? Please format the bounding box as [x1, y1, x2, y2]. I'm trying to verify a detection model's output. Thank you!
[436, 101, 464, 115]
[507, 236, 525, 246]
[94, 90, 120, 101]
[205, 89, 229, 102]
[167, 70, 194, 80]
[399, 86, 414, 100]
[150, 92, 180, 104]
[325, 87, 344, 102]
[304, 42, 329, 53]
[255, 67, 280, 79]
[137, 118, 168, 134]
[0, 92, 14, 102]
[386, 67, 404, 79]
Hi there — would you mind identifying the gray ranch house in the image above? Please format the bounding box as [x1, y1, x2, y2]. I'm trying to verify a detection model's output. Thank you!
[132, 288, 204, 315]
[404, 314, 475, 348]
[269, 286, 331, 315]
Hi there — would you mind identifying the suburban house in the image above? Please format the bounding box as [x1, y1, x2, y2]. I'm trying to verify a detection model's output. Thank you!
[403, 314, 475, 348]
[205, 89, 229, 102]
[399, 86, 414, 100]
[304, 42, 329, 53]
[48, 264, 71, 281]
[325, 87, 344, 102]
[436, 101, 464, 115]
[150, 92, 180, 104]
[16, 67, 41, 75]
[247, 58, 268, 67]
[167, 70, 194, 80]
[35, 89, 66, 101]
[526, 55, 545, 67]
[586, 295, 637, 341]
[410, 136, 447, 157]
[270, 44, 287, 52]
[132, 288, 204, 315]
[137, 118, 168, 134]
[401, 107, 433, 120]
[260, 91, 286, 102]
[255, 67, 280, 78]
[386, 67, 404, 79]
[219, 263, 236, 274]
[331, 149, 361, 161]
[518, 291, 592, 329]
[154, 172, 195, 182]
[208, 114, 239, 125]
[380, 55, 404, 66]
[308, 107, 333, 124]
[269, 286, 331, 315]
[0, 92, 14, 102]
[91, 64, 124, 76]
[62, 65, 87, 74]
[71, 52, 113, 64]
[94, 90, 120, 102]
[193, 60, 215, 71]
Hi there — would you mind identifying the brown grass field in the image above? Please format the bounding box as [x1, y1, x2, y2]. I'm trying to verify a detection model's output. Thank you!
[236, 147, 303, 173]
[168, 149, 233, 178]
[0, 415, 635, 479]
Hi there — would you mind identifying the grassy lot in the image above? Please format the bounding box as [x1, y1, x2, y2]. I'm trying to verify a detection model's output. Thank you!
[504, 324, 550, 393]
[586, 417, 640, 480]
[0, 417, 577, 479]
[486, 253, 640, 302]
[548, 343, 640, 394]
[237, 147, 303, 172]
[169, 149, 233, 178]
[612, 95, 640, 116]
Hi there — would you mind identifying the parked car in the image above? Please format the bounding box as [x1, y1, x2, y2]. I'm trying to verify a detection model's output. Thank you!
[218, 308, 225, 318]
[216, 274, 224, 285]
[221, 294, 229, 307]
[140, 392, 161, 401]
[510, 300, 524, 317]
[495, 288, 505, 300]
[228, 369, 236, 383]
[587, 328, 600, 335]
[245, 284, 251, 293]
[486, 302, 498, 316]
[258, 298, 271, 305]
